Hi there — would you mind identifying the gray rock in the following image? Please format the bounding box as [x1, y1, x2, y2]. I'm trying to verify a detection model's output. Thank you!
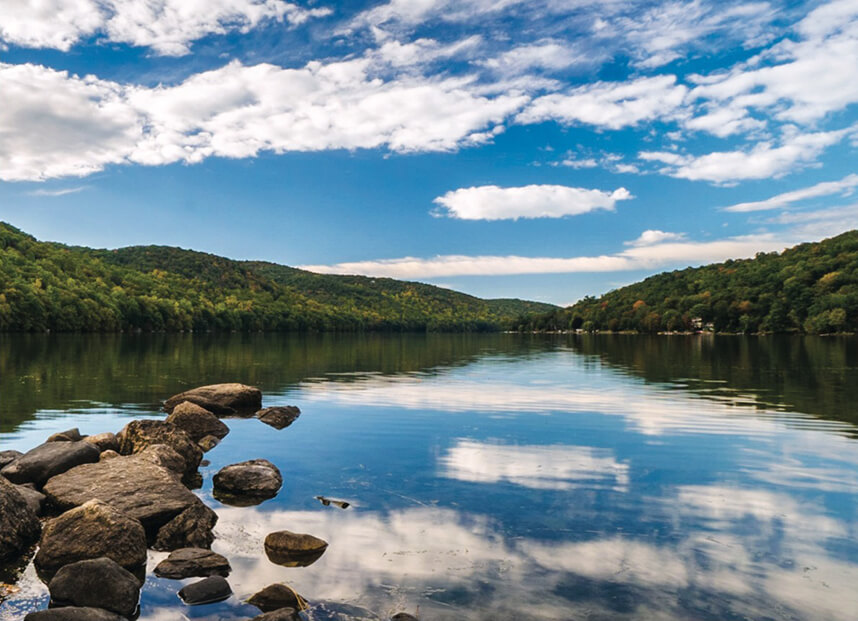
[153, 547, 231, 579]
[116, 420, 202, 476]
[256, 406, 301, 430]
[1, 441, 100, 486]
[0, 449, 23, 469]
[264, 530, 328, 567]
[0, 476, 41, 562]
[14, 484, 46, 516]
[47, 428, 83, 443]
[42, 448, 199, 535]
[48, 557, 141, 618]
[198, 435, 220, 452]
[164, 383, 262, 417]
[213, 459, 282, 505]
[248, 583, 306, 612]
[24, 607, 125, 621]
[252, 609, 299, 621]
[152, 500, 218, 551]
[177, 575, 232, 605]
[166, 401, 230, 442]
[84, 433, 119, 453]
[35, 500, 147, 574]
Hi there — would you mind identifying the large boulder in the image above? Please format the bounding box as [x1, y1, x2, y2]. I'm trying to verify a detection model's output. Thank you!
[35, 500, 147, 574]
[177, 575, 232, 605]
[84, 433, 119, 453]
[42, 448, 199, 535]
[0, 449, 23, 469]
[1, 441, 100, 486]
[166, 401, 230, 442]
[152, 500, 218, 551]
[116, 420, 202, 476]
[24, 607, 125, 621]
[0, 476, 41, 562]
[248, 583, 306, 612]
[48, 557, 141, 618]
[256, 406, 301, 430]
[213, 459, 282, 506]
[153, 547, 231, 579]
[264, 531, 328, 567]
[164, 383, 262, 417]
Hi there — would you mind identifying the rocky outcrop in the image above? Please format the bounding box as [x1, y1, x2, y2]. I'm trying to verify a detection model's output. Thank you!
[1, 441, 100, 486]
[256, 406, 301, 430]
[24, 607, 125, 621]
[264, 530, 328, 567]
[47, 428, 83, 443]
[152, 500, 218, 551]
[84, 433, 119, 453]
[177, 575, 232, 605]
[0, 476, 41, 562]
[48, 558, 141, 618]
[247, 583, 306, 612]
[213, 459, 282, 505]
[0, 449, 23, 469]
[35, 500, 147, 574]
[116, 420, 202, 476]
[153, 548, 231, 579]
[166, 401, 230, 442]
[164, 383, 262, 417]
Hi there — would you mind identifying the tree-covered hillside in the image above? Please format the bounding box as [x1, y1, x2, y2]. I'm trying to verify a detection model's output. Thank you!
[521, 231, 858, 334]
[0, 223, 554, 332]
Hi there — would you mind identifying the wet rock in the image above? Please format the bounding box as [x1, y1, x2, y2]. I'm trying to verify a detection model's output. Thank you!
[315, 496, 350, 509]
[252, 609, 299, 621]
[166, 401, 230, 442]
[256, 406, 301, 430]
[42, 448, 199, 536]
[47, 428, 83, 443]
[84, 433, 119, 453]
[48, 557, 141, 618]
[15, 484, 46, 516]
[198, 435, 220, 452]
[213, 459, 282, 505]
[153, 547, 231, 579]
[0, 449, 23, 470]
[0, 476, 41, 562]
[177, 575, 232, 605]
[116, 420, 202, 476]
[264, 530, 328, 567]
[35, 500, 147, 574]
[164, 383, 262, 417]
[152, 500, 218, 551]
[247, 583, 307, 612]
[303, 602, 381, 621]
[24, 607, 125, 621]
[1, 441, 100, 486]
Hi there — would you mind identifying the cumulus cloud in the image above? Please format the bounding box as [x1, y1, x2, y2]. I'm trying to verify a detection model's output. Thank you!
[0, 0, 330, 55]
[432, 184, 632, 220]
[626, 230, 688, 246]
[723, 173, 858, 212]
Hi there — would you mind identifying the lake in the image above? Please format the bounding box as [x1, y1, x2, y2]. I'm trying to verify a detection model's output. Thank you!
[1, 333, 858, 620]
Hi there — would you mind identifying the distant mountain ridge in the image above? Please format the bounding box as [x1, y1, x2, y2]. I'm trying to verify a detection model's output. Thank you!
[520, 231, 858, 334]
[0, 223, 555, 332]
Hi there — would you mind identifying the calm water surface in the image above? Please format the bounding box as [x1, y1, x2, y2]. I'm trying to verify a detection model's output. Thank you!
[1, 333, 857, 620]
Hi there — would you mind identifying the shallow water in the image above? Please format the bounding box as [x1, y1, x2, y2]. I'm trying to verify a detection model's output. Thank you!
[1, 333, 858, 620]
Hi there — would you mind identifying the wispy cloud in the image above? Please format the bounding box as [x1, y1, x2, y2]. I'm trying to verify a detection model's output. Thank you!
[723, 173, 858, 212]
[27, 186, 89, 197]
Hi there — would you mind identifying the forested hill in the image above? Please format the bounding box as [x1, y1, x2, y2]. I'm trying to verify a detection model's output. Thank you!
[521, 231, 858, 334]
[0, 223, 555, 332]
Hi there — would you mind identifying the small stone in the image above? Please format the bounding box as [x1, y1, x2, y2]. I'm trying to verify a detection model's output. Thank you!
[47, 428, 83, 443]
[154, 548, 231, 579]
[84, 433, 119, 453]
[177, 575, 232, 605]
[256, 406, 301, 430]
[152, 500, 218, 551]
[48, 558, 141, 618]
[1, 441, 100, 486]
[264, 531, 328, 567]
[198, 435, 220, 452]
[247, 583, 306, 612]
[213, 459, 282, 505]
[99, 450, 120, 462]
[24, 607, 125, 621]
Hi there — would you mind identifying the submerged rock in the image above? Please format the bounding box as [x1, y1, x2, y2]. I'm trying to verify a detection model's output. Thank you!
[164, 383, 262, 417]
[177, 575, 232, 605]
[390, 614, 419, 621]
[256, 406, 301, 430]
[116, 420, 202, 476]
[303, 602, 381, 621]
[166, 401, 230, 442]
[248, 583, 307, 612]
[84, 433, 119, 453]
[213, 459, 282, 505]
[264, 531, 328, 567]
[47, 428, 83, 443]
[48, 557, 141, 618]
[35, 500, 147, 574]
[0, 476, 41, 563]
[1, 441, 100, 486]
[24, 607, 125, 621]
[153, 547, 231, 579]
[152, 500, 218, 551]
[0, 449, 23, 469]
[252, 609, 299, 621]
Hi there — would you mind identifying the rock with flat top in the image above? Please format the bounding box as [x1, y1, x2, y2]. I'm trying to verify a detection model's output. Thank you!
[48, 558, 141, 618]
[154, 547, 231, 579]
[47, 428, 83, 443]
[264, 530, 328, 567]
[164, 383, 262, 417]
[1, 441, 100, 486]
[213, 459, 282, 505]
[256, 406, 301, 430]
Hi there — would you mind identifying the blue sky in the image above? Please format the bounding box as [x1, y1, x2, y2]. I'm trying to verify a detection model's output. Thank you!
[1, 0, 857, 305]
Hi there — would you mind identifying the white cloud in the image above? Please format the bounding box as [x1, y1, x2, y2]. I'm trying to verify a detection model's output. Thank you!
[432, 184, 632, 220]
[26, 186, 90, 197]
[0, 0, 330, 56]
[723, 173, 858, 212]
[626, 229, 687, 246]
[480, 39, 592, 75]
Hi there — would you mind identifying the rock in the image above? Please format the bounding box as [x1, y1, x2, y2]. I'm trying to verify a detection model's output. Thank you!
[99, 450, 121, 461]
[198, 435, 220, 452]
[213, 459, 282, 505]
[390, 614, 419, 621]
[256, 406, 301, 430]
[0, 449, 23, 469]
[84, 433, 119, 453]
[47, 428, 83, 443]
[248, 583, 306, 612]
[154, 547, 231, 579]
[35, 500, 147, 574]
[0, 476, 41, 562]
[116, 420, 202, 476]
[15, 484, 46, 516]
[315, 496, 350, 509]
[24, 607, 125, 621]
[48, 557, 141, 618]
[303, 602, 381, 621]
[133, 443, 186, 476]
[152, 500, 218, 551]
[177, 575, 232, 605]
[42, 448, 199, 536]
[166, 401, 230, 442]
[252, 609, 299, 621]
[164, 383, 262, 417]
[1, 441, 100, 486]
[264, 531, 328, 567]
